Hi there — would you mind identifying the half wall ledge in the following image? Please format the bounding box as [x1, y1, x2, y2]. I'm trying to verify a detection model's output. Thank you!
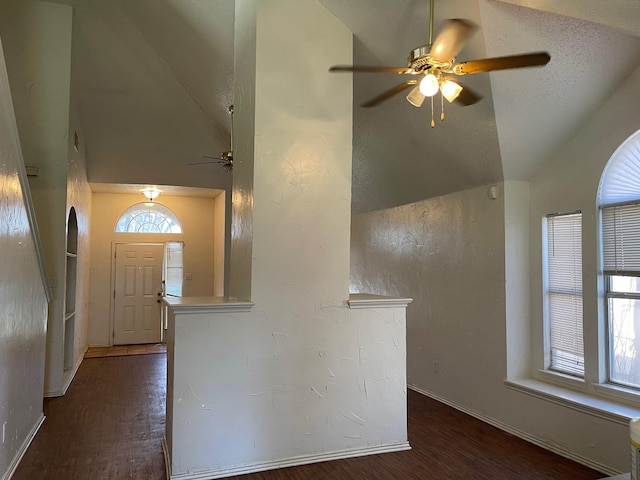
[348, 293, 413, 309]
[162, 296, 254, 314]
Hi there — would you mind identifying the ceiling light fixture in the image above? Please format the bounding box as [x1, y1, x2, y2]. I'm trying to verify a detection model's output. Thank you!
[141, 187, 161, 202]
[440, 79, 463, 103]
[419, 74, 440, 97]
[406, 85, 426, 107]
[329, 0, 551, 128]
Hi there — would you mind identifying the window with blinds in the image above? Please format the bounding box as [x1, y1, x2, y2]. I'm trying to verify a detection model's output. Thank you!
[164, 242, 184, 297]
[602, 203, 640, 275]
[602, 202, 640, 388]
[545, 212, 584, 377]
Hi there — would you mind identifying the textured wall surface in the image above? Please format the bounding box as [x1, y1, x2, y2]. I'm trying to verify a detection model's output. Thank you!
[65, 28, 93, 382]
[350, 184, 506, 410]
[167, 305, 407, 475]
[165, 0, 408, 477]
[229, 0, 257, 301]
[350, 63, 640, 473]
[0, 33, 48, 479]
[88, 193, 218, 346]
[0, 0, 74, 395]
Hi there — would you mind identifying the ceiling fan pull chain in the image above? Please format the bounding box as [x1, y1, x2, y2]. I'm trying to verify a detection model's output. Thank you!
[430, 96, 435, 128]
[441, 92, 445, 121]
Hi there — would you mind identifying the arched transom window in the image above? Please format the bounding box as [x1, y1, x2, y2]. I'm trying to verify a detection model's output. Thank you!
[115, 203, 182, 234]
[598, 129, 640, 388]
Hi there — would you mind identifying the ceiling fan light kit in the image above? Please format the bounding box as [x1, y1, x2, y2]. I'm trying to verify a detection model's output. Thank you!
[419, 73, 440, 97]
[440, 79, 463, 102]
[329, 0, 550, 128]
[406, 85, 426, 107]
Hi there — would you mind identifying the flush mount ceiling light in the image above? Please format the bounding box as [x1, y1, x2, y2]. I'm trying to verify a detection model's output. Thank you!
[329, 0, 550, 127]
[141, 187, 161, 202]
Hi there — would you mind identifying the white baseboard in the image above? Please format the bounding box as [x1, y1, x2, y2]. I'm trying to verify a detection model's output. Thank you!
[45, 346, 87, 398]
[162, 437, 171, 480]
[407, 384, 619, 477]
[164, 441, 411, 480]
[61, 346, 87, 395]
[3, 414, 45, 480]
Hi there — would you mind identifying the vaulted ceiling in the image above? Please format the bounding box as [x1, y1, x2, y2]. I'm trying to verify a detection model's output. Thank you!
[50, 0, 640, 213]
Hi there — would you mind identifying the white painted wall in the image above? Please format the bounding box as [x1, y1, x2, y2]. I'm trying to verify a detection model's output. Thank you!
[213, 191, 226, 296]
[64, 10, 93, 390]
[228, 0, 256, 301]
[164, 1, 409, 477]
[350, 184, 507, 411]
[0, 0, 84, 396]
[88, 193, 219, 346]
[165, 301, 408, 477]
[350, 62, 640, 474]
[0, 31, 48, 480]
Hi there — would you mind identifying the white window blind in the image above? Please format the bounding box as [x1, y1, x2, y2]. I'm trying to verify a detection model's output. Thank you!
[165, 241, 184, 297]
[602, 203, 640, 275]
[546, 212, 584, 377]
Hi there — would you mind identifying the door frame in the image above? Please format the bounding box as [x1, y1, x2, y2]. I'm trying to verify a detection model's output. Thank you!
[110, 241, 165, 346]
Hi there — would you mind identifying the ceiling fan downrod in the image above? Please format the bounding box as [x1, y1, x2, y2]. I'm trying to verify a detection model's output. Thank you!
[428, 0, 434, 46]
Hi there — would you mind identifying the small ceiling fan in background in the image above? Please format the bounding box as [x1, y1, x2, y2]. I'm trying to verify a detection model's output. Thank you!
[329, 0, 550, 127]
[189, 104, 234, 171]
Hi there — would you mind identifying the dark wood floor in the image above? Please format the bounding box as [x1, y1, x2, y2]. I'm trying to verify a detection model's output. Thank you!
[14, 354, 604, 480]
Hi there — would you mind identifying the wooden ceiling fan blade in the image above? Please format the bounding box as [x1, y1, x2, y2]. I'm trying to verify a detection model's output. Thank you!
[361, 80, 418, 108]
[453, 52, 550, 75]
[329, 65, 415, 74]
[429, 19, 477, 63]
[189, 159, 223, 165]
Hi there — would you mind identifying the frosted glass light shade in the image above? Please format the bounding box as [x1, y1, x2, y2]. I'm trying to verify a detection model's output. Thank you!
[406, 86, 426, 107]
[141, 187, 161, 201]
[440, 79, 463, 102]
[419, 74, 439, 97]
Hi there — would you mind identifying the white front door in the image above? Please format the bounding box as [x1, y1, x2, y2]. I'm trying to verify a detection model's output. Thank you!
[113, 243, 164, 345]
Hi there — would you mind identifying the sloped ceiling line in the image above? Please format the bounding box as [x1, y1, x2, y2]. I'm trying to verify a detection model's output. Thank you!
[86, 0, 218, 130]
[496, 0, 640, 37]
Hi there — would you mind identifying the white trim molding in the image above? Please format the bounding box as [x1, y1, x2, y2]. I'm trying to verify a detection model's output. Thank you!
[2, 414, 45, 480]
[163, 296, 254, 315]
[44, 345, 87, 398]
[163, 442, 411, 480]
[348, 293, 413, 309]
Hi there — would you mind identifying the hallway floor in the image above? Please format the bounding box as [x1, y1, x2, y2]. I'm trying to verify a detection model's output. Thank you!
[84, 343, 167, 358]
[13, 354, 166, 480]
[13, 354, 604, 479]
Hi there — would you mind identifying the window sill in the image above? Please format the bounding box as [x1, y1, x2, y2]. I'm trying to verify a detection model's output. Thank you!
[505, 378, 640, 425]
[537, 369, 587, 390]
[594, 382, 640, 407]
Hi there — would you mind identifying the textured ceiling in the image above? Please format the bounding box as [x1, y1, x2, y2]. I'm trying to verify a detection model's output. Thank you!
[47, 0, 640, 213]
[67, 0, 235, 191]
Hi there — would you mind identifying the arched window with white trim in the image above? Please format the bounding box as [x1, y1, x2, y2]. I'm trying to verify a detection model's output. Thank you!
[115, 203, 182, 234]
[599, 129, 640, 388]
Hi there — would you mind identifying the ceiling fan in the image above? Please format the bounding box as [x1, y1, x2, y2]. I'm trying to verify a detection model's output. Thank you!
[329, 0, 550, 127]
[189, 104, 234, 172]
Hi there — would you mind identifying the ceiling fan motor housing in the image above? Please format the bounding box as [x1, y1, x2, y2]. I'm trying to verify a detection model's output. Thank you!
[408, 44, 455, 74]
[408, 45, 431, 70]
